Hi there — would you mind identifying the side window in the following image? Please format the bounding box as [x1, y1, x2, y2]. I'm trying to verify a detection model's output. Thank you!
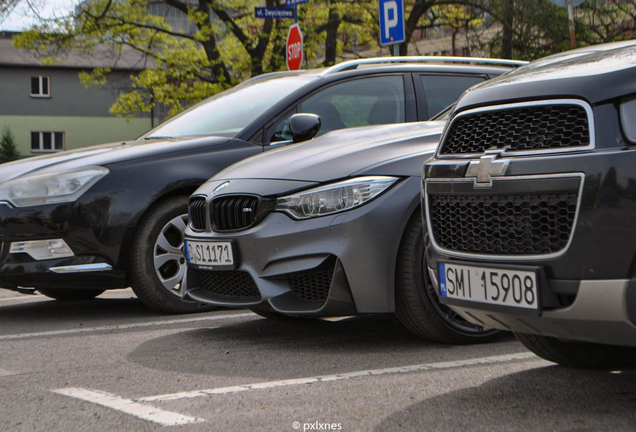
[31, 131, 65, 153]
[420, 75, 485, 118]
[31, 76, 50, 98]
[266, 107, 298, 144]
[301, 75, 405, 136]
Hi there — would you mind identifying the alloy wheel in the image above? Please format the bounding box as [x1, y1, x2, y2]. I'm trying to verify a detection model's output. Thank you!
[153, 214, 188, 297]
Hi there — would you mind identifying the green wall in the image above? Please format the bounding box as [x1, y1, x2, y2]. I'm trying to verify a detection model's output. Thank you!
[0, 115, 157, 156]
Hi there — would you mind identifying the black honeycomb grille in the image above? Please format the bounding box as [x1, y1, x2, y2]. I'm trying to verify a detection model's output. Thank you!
[429, 193, 578, 255]
[441, 104, 590, 155]
[188, 197, 207, 231]
[286, 263, 335, 303]
[211, 196, 259, 231]
[198, 270, 261, 299]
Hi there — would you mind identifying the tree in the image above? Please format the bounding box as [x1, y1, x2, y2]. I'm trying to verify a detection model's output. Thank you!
[467, 0, 636, 61]
[0, 127, 20, 163]
[0, 0, 19, 24]
[14, 0, 378, 118]
[14, 0, 286, 118]
[14, 0, 635, 121]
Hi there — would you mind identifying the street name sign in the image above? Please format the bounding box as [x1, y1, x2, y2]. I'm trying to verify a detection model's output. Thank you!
[255, 7, 294, 19]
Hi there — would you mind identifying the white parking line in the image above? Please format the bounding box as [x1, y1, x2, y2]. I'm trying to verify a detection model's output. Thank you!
[0, 313, 256, 341]
[0, 289, 135, 302]
[53, 388, 204, 426]
[0, 295, 41, 302]
[139, 352, 538, 402]
[0, 369, 17, 377]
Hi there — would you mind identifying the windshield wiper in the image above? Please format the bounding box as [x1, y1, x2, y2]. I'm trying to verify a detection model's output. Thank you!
[144, 136, 173, 140]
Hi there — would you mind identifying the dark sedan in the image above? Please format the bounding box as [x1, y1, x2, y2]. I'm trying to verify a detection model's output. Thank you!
[0, 57, 521, 313]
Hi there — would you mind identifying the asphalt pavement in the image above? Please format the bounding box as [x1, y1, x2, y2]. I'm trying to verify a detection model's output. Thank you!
[0, 289, 634, 431]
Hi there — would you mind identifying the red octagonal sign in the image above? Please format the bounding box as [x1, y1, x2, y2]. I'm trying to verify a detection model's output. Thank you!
[286, 23, 303, 71]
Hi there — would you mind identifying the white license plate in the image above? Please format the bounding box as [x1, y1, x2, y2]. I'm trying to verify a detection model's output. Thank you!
[185, 241, 234, 266]
[438, 262, 539, 310]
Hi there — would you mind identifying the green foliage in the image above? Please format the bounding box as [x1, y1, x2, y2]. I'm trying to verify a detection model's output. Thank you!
[0, 126, 20, 163]
[12, 0, 636, 120]
[473, 0, 636, 61]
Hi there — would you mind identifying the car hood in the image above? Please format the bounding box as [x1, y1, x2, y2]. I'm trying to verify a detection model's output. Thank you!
[0, 135, 232, 182]
[457, 43, 636, 110]
[212, 121, 445, 183]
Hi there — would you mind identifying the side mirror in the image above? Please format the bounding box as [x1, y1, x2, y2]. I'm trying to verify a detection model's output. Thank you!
[289, 113, 322, 143]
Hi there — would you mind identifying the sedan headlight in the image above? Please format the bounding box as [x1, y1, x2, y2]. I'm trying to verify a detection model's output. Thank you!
[620, 97, 636, 143]
[275, 176, 399, 220]
[0, 166, 109, 207]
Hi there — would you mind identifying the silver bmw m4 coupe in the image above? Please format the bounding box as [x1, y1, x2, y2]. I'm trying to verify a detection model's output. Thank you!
[181, 116, 500, 344]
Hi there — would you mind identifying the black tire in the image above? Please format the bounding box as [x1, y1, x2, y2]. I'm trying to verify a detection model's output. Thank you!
[37, 288, 105, 301]
[516, 333, 636, 368]
[395, 212, 501, 344]
[130, 195, 215, 314]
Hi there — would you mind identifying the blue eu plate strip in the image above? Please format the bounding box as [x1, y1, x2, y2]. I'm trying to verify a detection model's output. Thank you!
[438, 263, 447, 297]
[184, 241, 191, 263]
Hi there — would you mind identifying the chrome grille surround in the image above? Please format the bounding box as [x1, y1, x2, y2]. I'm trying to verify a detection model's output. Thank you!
[436, 99, 595, 159]
[424, 173, 585, 261]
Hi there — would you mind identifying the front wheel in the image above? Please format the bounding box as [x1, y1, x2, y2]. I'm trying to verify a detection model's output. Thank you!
[37, 288, 105, 301]
[395, 212, 501, 344]
[130, 196, 215, 314]
[516, 333, 636, 368]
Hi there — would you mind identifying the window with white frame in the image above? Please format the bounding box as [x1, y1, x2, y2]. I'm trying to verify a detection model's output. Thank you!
[31, 132, 65, 152]
[30, 76, 50, 97]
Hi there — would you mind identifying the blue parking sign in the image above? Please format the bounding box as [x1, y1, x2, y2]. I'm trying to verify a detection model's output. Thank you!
[378, 0, 405, 46]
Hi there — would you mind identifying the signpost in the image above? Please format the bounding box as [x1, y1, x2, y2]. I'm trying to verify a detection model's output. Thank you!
[548, 0, 586, 49]
[255, 0, 306, 70]
[286, 23, 304, 71]
[378, 0, 405, 56]
[286, 0, 309, 23]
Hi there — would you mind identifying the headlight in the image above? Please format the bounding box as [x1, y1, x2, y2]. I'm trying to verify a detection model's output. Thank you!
[620, 97, 636, 143]
[0, 166, 109, 207]
[275, 176, 399, 220]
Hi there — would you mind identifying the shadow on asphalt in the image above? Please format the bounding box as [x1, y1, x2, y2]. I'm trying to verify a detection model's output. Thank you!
[0, 297, 159, 328]
[126, 316, 519, 381]
[375, 365, 636, 432]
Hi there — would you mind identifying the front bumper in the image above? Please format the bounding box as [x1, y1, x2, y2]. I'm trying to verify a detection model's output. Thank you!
[0, 201, 129, 291]
[184, 177, 421, 316]
[427, 269, 636, 346]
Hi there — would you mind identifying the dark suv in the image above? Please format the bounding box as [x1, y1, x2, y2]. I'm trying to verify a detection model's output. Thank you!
[0, 57, 520, 314]
[422, 42, 636, 367]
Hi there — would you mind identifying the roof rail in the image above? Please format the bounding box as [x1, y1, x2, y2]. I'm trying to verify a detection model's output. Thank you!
[321, 56, 528, 75]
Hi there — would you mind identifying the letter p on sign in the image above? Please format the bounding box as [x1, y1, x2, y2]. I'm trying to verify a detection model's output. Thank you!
[378, 0, 405, 46]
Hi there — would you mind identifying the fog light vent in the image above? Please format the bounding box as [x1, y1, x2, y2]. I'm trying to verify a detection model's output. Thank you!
[10, 239, 74, 260]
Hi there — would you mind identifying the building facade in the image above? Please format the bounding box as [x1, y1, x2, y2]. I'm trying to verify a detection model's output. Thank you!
[0, 32, 155, 156]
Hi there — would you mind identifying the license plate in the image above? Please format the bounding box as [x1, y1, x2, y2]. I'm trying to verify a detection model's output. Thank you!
[438, 262, 539, 310]
[185, 241, 234, 266]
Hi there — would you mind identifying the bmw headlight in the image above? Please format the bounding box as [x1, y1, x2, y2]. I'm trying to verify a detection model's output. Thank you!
[621, 97, 636, 143]
[275, 176, 399, 220]
[0, 166, 109, 207]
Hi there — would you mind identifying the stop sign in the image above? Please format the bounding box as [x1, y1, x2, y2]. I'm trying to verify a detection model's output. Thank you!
[286, 23, 303, 71]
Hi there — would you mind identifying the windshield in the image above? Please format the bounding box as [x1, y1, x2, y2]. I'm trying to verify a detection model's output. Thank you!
[144, 74, 319, 139]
